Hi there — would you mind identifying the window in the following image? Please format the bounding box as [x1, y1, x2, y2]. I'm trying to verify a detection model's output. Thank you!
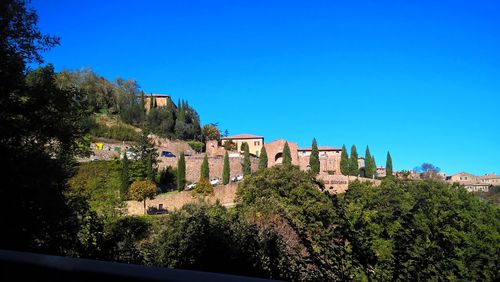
[159, 204, 163, 210]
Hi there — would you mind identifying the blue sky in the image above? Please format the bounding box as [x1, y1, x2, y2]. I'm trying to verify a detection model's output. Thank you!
[32, 0, 499, 175]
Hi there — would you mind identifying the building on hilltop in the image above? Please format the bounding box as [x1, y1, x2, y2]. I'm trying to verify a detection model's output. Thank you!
[297, 146, 342, 174]
[221, 134, 264, 157]
[144, 94, 175, 112]
[446, 172, 498, 192]
[265, 139, 299, 166]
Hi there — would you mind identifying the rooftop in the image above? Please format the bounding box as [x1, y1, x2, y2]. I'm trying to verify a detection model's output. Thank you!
[222, 134, 264, 140]
[147, 94, 171, 97]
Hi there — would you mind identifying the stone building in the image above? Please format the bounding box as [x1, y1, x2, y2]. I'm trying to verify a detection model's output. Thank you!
[264, 139, 300, 167]
[297, 146, 342, 174]
[221, 134, 264, 157]
[446, 172, 498, 192]
[144, 94, 175, 112]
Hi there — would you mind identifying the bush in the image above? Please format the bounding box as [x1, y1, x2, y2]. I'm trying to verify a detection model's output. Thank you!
[188, 141, 204, 153]
[191, 178, 214, 197]
[90, 122, 140, 141]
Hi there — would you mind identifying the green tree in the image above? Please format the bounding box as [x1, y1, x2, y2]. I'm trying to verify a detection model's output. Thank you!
[128, 180, 157, 215]
[309, 138, 320, 175]
[202, 123, 221, 142]
[201, 154, 210, 180]
[177, 152, 186, 191]
[282, 142, 292, 166]
[348, 145, 359, 176]
[222, 151, 230, 185]
[259, 145, 268, 170]
[364, 146, 374, 179]
[240, 142, 249, 152]
[120, 154, 130, 199]
[340, 144, 349, 175]
[242, 144, 251, 176]
[131, 130, 159, 181]
[386, 151, 393, 177]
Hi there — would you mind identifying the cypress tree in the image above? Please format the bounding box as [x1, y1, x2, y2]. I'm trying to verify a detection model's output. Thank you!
[309, 138, 320, 175]
[340, 144, 349, 175]
[259, 145, 268, 170]
[386, 151, 393, 177]
[177, 152, 186, 191]
[120, 153, 130, 199]
[242, 144, 251, 176]
[349, 145, 359, 176]
[149, 94, 154, 110]
[222, 151, 230, 184]
[201, 154, 209, 180]
[373, 156, 377, 178]
[282, 142, 292, 166]
[365, 146, 373, 178]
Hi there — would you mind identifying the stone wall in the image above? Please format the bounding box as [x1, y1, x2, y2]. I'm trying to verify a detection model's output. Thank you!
[126, 183, 239, 215]
[159, 154, 259, 183]
[319, 174, 381, 194]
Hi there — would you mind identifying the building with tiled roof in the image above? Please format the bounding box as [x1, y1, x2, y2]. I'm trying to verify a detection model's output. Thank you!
[221, 133, 264, 156]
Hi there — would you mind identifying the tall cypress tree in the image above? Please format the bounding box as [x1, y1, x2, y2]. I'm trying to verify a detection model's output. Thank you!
[222, 151, 230, 184]
[386, 151, 393, 177]
[259, 145, 268, 171]
[365, 146, 374, 178]
[282, 142, 292, 166]
[373, 156, 377, 178]
[242, 144, 251, 176]
[340, 144, 349, 175]
[201, 154, 209, 180]
[349, 145, 359, 176]
[177, 152, 186, 191]
[309, 138, 320, 175]
[149, 94, 154, 110]
[120, 153, 130, 199]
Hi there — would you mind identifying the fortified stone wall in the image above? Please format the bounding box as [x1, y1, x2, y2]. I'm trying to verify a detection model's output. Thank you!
[126, 183, 238, 215]
[319, 175, 381, 194]
[159, 155, 259, 183]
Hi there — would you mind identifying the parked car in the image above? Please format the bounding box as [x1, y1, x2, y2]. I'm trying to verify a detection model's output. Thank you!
[160, 151, 176, 158]
[231, 174, 244, 182]
[209, 178, 221, 185]
[186, 183, 197, 190]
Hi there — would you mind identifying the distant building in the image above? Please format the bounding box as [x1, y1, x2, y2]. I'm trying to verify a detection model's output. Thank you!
[144, 94, 175, 112]
[221, 134, 264, 157]
[298, 146, 342, 174]
[376, 166, 386, 177]
[447, 172, 498, 192]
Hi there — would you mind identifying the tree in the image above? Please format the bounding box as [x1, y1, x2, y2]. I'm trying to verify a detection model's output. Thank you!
[177, 153, 186, 191]
[364, 146, 375, 179]
[202, 123, 221, 142]
[282, 142, 292, 166]
[259, 145, 268, 171]
[120, 153, 130, 199]
[415, 163, 441, 179]
[349, 145, 359, 176]
[242, 144, 251, 176]
[222, 140, 237, 151]
[223, 152, 230, 185]
[340, 144, 349, 175]
[240, 142, 249, 153]
[386, 151, 393, 177]
[309, 138, 320, 175]
[201, 154, 210, 180]
[131, 130, 158, 181]
[129, 180, 157, 215]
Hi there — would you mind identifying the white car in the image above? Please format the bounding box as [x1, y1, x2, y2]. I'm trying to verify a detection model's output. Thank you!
[209, 178, 220, 185]
[186, 183, 197, 190]
[231, 175, 244, 182]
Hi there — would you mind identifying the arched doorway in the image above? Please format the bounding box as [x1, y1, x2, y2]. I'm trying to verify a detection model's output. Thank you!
[274, 152, 283, 164]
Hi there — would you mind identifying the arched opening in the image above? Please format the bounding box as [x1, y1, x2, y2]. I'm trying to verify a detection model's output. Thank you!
[274, 152, 283, 164]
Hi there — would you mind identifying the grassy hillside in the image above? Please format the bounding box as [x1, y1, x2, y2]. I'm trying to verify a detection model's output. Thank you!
[89, 114, 141, 142]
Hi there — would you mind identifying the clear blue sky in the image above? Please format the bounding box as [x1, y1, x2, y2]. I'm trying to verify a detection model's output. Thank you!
[32, 0, 499, 175]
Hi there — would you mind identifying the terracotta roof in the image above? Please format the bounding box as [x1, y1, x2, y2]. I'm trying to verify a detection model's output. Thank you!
[222, 134, 264, 140]
[298, 146, 341, 151]
[148, 94, 171, 97]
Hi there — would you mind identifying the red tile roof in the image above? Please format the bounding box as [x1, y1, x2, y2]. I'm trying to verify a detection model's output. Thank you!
[221, 134, 264, 140]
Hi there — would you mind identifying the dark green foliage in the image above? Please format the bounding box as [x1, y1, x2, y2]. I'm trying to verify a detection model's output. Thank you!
[282, 142, 292, 166]
[222, 140, 237, 151]
[177, 153, 186, 191]
[240, 142, 249, 152]
[201, 154, 210, 180]
[340, 144, 349, 175]
[131, 130, 158, 181]
[259, 145, 268, 170]
[103, 216, 150, 264]
[386, 151, 393, 177]
[146, 105, 175, 138]
[223, 152, 230, 184]
[348, 145, 359, 176]
[242, 144, 251, 176]
[120, 154, 130, 199]
[364, 146, 375, 179]
[157, 166, 176, 192]
[309, 138, 320, 175]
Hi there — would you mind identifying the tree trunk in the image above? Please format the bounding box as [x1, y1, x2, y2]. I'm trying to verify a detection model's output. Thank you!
[143, 199, 146, 215]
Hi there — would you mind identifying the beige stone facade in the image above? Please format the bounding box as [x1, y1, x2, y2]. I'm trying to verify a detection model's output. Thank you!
[446, 172, 498, 192]
[221, 134, 264, 157]
[265, 139, 300, 167]
[297, 146, 342, 174]
[144, 94, 175, 112]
